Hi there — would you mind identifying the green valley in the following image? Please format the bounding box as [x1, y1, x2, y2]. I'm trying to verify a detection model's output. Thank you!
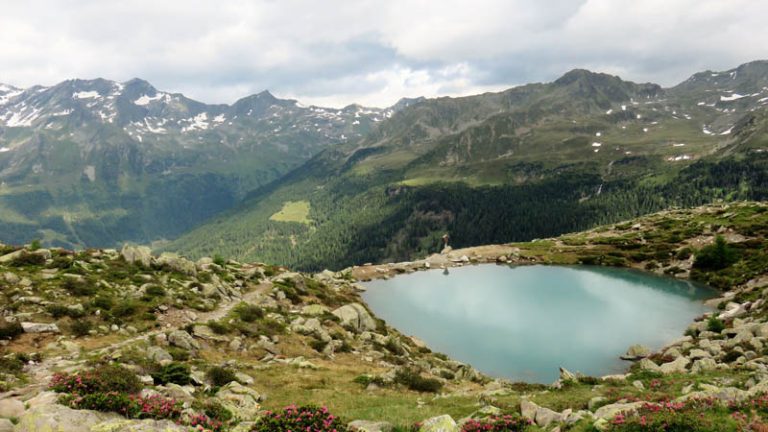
[168, 62, 768, 271]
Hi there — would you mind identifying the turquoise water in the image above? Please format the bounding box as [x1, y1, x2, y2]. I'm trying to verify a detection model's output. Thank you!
[362, 265, 716, 383]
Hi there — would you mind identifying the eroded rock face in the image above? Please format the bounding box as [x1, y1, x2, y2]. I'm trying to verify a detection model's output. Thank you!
[332, 303, 376, 333]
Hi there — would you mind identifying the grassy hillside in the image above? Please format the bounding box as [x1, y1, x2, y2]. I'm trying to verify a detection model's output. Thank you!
[2, 203, 768, 431]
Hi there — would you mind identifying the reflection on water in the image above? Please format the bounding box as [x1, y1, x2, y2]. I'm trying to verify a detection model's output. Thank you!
[362, 265, 716, 383]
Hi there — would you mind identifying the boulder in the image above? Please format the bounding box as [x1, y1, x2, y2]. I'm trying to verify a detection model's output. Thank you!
[520, 400, 563, 428]
[348, 420, 394, 432]
[559, 367, 577, 382]
[593, 402, 645, 420]
[120, 245, 153, 268]
[156, 253, 197, 276]
[0, 398, 24, 418]
[0, 419, 12, 432]
[637, 358, 661, 372]
[688, 349, 711, 360]
[191, 325, 229, 342]
[0, 250, 24, 264]
[691, 358, 718, 373]
[215, 382, 262, 420]
[158, 383, 195, 404]
[146, 346, 173, 363]
[418, 415, 458, 432]
[302, 304, 330, 316]
[588, 396, 608, 411]
[90, 418, 188, 431]
[21, 322, 60, 333]
[2, 272, 20, 285]
[677, 385, 749, 403]
[621, 344, 651, 360]
[168, 330, 200, 351]
[332, 303, 377, 332]
[14, 405, 118, 432]
[659, 357, 690, 374]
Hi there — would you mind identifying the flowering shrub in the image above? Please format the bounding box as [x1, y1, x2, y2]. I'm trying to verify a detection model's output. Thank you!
[60, 392, 136, 416]
[251, 405, 347, 432]
[187, 412, 225, 432]
[49, 364, 142, 394]
[461, 414, 533, 432]
[131, 394, 183, 419]
[609, 399, 740, 431]
[59, 392, 182, 420]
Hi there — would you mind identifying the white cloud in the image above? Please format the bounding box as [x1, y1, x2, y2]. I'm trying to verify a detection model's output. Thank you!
[0, 0, 766, 107]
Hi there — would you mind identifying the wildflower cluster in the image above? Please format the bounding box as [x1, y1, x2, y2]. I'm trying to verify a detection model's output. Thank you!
[49, 365, 142, 394]
[251, 405, 347, 432]
[59, 391, 182, 421]
[608, 397, 742, 431]
[188, 412, 225, 432]
[49, 365, 229, 432]
[461, 414, 533, 432]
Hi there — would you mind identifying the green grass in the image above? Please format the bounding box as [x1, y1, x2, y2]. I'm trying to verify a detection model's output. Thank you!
[269, 201, 312, 224]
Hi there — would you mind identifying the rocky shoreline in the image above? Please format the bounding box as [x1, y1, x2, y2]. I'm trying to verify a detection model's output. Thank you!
[0, 202, 767, 431]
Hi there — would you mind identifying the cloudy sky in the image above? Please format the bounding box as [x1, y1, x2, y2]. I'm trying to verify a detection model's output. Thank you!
[1, 0, 767, 107]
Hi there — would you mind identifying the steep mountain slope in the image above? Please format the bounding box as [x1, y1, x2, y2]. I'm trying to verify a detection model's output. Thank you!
[168, 61, 768, 270]
[0, 78, 397, 248]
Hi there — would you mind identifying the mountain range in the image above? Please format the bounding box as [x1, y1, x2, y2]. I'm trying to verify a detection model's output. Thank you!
[0, 78, 423, 248]
[2, 61, 768, 269]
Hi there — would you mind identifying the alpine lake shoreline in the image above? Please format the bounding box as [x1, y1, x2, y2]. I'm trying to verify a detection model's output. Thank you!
[0, 201, 767, 431]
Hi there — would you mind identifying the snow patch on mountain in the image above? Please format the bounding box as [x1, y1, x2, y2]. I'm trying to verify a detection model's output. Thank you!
[134, 93, 169, 106]
[73, 91, 101, 99]
[720, 93, 747, 102]
[181, 113, 210, 132]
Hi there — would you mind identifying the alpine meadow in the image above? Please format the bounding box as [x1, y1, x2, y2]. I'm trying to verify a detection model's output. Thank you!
[2, 2, 768, 432]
